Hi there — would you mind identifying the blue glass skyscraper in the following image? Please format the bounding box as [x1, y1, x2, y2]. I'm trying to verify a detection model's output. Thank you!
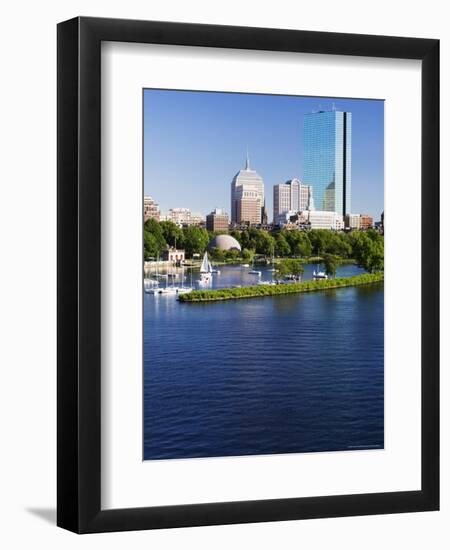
[303, 110, 352, 216]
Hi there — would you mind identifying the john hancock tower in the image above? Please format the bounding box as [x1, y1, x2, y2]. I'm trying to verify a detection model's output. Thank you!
[303, 109, 352, 217]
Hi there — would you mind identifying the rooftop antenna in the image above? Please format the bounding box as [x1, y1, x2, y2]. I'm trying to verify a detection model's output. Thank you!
[245, 146, 250, 170]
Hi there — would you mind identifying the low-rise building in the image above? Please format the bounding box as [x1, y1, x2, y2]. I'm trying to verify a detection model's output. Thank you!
[345, 213, 362, 230]
[298, 210, 344, 230]
[206, 208, 229, 232]
[166, 208, 204, 226]
[144, 196, 160, 222]
[190, 213, 205, 226]
[360, 214, 374, 230]
[276, 210, 302, 226]
[162, 247, 185, 263]
[168, 207, 191, 225]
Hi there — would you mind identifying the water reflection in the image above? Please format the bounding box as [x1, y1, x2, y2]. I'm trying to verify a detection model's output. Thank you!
[143, 265, 384, 460]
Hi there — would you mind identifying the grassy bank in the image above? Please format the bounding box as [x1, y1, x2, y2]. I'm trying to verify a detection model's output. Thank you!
[179, 272, 384, 303]
[272, 256, 357, 265]
[208, 256, 358, 266]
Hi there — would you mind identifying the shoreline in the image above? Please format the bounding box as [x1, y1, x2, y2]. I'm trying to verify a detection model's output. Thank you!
[145, 256, 358, 268]
[179, 272, 384, 303]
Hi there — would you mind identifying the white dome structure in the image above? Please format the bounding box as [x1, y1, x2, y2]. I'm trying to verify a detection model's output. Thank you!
[207, 234, 241, 252]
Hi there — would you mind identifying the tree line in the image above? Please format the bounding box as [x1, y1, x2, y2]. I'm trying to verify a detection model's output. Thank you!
[144, 219, 384, 273]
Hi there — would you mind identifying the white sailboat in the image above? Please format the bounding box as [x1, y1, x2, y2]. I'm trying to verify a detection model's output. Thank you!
[152, 273, 177, 295]
[248, 259, 262, 276]
[149, 261, 177, 295]
[313, 263, 328, 280]
[268, 246, 277, 272]
[144, 278, 159, 293]
[198, 251, 213, 285]
[144, 255, 160, 293]
[176, 265, 193, 295]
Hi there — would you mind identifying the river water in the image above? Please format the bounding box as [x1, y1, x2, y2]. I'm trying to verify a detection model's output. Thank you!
[143, 263, 384, 460]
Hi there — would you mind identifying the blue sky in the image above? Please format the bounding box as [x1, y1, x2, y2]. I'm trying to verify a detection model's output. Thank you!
[143, 89, 384, 221]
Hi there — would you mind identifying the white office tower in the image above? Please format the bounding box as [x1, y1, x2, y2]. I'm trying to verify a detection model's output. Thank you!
[230, 153, 265, 225]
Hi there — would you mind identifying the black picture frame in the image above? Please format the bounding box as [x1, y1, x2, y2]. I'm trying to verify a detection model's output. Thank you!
[57, 16, 439, 533]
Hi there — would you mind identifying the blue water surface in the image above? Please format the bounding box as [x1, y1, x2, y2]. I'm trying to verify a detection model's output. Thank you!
[143, 263, 384, 460]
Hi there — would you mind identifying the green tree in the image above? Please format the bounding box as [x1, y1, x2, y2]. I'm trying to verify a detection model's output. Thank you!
[225, 249, 241, 261]
[254, 230, 276, 256]
[229, 229, 242, 244]
[159, 220, 183, 248]
[350, 230, 384, 273]
[285, 231, 312, 257]
[275, 259, 305, 281]
[274, 232, 291, 257]
[143, 231, 160, 259]
[308, 229, 332, 256]
[328, 232, 352, 257]
[182, 226, 210, 257]
[143, 218, 166, 257]
[208, 247, 226, 262]
[240, 228, 259, 251]
[241, 248, 255, 263]
[323, 253, 338, 278]
[368, 234, 384, 272]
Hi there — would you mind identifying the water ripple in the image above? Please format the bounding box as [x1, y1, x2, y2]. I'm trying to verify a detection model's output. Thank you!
[144, 266, 383, 460]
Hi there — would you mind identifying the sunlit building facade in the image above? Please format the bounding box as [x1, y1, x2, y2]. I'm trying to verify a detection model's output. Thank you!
[273, 183, 291, 224]
[206, 208, 229, 232]
[360, 214, 374, 230]
[143, 196, 160, 222]
[298, 210, 344, 230]
[190, 213, 205, 226]
[303, 110, 352, 217]
[273, 178, 314, 224]
[345, 213, 362, 230]
[231, 154, 265, 225]
[168, 208, 192, 225]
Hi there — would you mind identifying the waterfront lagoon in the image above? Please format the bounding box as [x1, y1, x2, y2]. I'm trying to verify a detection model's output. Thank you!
[143, 265, 384, 460]
[144, 262, 367, 291]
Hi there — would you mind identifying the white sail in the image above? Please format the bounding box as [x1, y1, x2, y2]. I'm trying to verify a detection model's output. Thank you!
[200, 251, 211, 273]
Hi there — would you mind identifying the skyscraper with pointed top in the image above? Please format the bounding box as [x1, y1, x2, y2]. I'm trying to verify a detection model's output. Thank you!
[230, 153, 265, 225]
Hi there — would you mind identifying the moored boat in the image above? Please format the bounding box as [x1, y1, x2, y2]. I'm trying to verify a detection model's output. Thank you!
[198, 251, 213, 285]
[313, 270, 328, 280]
[248, 260, 262, 276]
[149, 286, 178, 295]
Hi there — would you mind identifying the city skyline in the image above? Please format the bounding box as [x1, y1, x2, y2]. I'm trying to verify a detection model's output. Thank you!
[143, 89, 384, 220]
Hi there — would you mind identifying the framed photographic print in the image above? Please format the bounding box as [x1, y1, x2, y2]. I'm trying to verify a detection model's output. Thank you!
[57, 17, 439, 533]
